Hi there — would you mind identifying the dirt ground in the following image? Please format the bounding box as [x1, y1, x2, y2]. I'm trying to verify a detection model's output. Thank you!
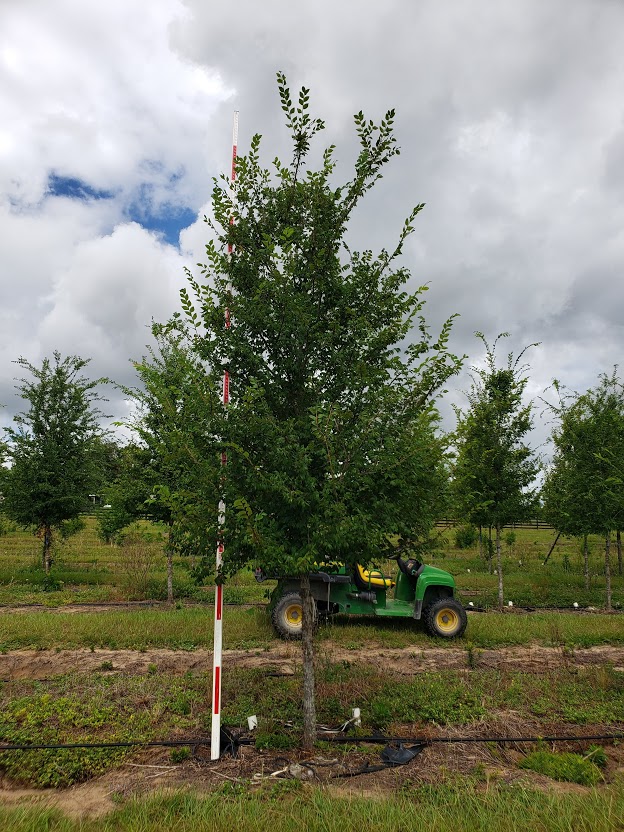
[0, 644, 623, 819]
[1, 642, 623, 680]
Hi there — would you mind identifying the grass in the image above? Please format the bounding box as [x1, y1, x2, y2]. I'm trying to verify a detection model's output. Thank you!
[0, 662, 623, 786]
[520, 750, 603, 785]
[0, 517, 271, 606]
[2, 605, 623, 651]
[0, 782, 623, 831]
[435, 526, 624, 609]
[1, 518, 622, 610]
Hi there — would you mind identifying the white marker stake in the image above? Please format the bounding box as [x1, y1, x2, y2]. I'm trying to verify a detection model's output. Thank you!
[211, 111, 239, 760]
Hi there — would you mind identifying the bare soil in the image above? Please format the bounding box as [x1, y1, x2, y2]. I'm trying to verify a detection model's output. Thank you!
[1, 643, 623, 680]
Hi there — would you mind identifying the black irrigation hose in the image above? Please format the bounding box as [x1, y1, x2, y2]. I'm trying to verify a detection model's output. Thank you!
[0, 739, 212, 751]
[0, 732, 622, 754]
[321, 732, 624, 745]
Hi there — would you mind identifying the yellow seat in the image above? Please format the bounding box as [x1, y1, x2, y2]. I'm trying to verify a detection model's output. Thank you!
[356, 564, 395, 589]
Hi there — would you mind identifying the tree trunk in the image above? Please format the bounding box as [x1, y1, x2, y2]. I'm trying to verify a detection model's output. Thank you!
[43, 524, 52, 574]
[478, 526, 483, 561]
[166, 550, 174, 603]
[605, 533, 612, 611]
[496, 523, 503, 610]
[617, 530, 622, 577]
[583, 534, 589, 591]
[300, 574, 317, 751]
[166, 521, 174, 603]
[488, 526, 493, 574]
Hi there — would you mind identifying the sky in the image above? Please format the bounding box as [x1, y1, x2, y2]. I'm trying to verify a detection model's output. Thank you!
[1, 0, 623, 452]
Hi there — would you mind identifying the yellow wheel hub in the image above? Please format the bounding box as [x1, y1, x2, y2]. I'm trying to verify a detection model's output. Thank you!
[436, 608, 459, 633]
[285, 604, 302, 627]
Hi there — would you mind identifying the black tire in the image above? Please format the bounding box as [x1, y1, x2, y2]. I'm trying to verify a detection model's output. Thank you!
[271, 592, 317, 640]
[423, 597, 467, 639]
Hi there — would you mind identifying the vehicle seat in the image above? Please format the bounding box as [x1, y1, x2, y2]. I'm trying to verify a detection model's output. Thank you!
[355, 564, 395, 589]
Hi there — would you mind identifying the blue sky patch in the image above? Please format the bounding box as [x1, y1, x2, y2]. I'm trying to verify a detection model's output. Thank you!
[47, 174, 114, 201]
[46, 172, 196, 247]
[126, 183, 196, 246]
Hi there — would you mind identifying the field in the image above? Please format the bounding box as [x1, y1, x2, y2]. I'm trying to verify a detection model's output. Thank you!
[0, 517, 622, 829]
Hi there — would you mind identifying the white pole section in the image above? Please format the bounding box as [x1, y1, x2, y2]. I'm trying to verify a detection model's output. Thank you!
[211, 110, 239, 760]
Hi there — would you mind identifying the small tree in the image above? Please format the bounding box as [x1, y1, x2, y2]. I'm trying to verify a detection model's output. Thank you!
[154, 75, 462, 748]
[123, 333, 221, 602]
[2, 353, 107, 572]
[452, 334, 539, 608]
[542, 371, 624, 607]
[97, 443, 154, 544]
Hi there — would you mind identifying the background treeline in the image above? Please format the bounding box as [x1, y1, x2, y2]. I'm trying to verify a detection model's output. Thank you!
[1, 337, 623, 610]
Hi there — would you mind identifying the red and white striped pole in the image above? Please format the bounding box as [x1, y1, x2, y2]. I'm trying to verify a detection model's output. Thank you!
[211, 110, 238, 760]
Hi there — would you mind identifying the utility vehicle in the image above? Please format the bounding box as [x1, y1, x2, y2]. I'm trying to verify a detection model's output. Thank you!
[256, 556, 467, 639]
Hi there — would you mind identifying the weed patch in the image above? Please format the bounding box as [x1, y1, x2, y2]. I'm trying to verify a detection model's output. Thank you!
[520, 750, 603, 785]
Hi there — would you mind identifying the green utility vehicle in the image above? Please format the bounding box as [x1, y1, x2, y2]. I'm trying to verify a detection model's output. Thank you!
[256, 556, 467, 639]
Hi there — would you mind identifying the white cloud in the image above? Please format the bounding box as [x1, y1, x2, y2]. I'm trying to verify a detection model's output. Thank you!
[2, 0, 624, 457]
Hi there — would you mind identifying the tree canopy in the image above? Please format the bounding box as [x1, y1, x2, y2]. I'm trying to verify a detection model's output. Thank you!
[542, 370, 624, 607]
[142, 75, 463, 745]
[452, 333, 539, 606]
[2, 352, 107, 572]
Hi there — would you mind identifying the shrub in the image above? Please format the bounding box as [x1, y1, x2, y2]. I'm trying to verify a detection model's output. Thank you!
[454, 525, 477, 549]
[116, 527, 162, 599]
[170, 746, 191, 763]
[58, 517, 86, 540]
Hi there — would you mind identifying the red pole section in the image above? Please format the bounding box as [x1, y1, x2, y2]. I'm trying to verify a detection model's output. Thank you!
[211, 110, 238, 760]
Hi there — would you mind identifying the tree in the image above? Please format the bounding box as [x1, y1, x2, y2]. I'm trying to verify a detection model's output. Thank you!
[122, 333, 220, 602]
[542, 371, 624, 607]
[153, 75, 463, 748]
[2, 353, 107, 572]
[452, 333, 539, 608]
[97, 443, 154, 545]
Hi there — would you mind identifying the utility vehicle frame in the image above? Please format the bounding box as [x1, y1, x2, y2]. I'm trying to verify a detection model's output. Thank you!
[256, 556, 467, 639]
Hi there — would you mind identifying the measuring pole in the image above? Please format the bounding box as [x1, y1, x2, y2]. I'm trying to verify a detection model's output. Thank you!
[211, 110, 239, 760]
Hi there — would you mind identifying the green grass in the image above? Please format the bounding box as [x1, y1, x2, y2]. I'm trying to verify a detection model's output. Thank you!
[520, 750, 603, 786]
[0, 517, 271, 605]
[321, 610, 624, 649]
[433, 526, 624, 609]
[1, 518, 622, 610]
[1, 663, 622, 787]
[0, 606, 272, 651]
[0, 606, 623, 651]
[0, 782, 623, 831]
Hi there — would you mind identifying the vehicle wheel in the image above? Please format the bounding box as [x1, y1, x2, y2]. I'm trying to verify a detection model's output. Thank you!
[272, 592, 317, 640]
[423, 598, 467, 638]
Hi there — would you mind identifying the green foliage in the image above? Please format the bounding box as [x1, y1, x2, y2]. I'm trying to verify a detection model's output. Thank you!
[169, 746, 191, 763]
[2, 353, 107, 570]
[543, 372, 624, 538]
[505, 530, 516, 549]
[452, 334, 539, 603]
[151, 74, 462, 582]
[520, 750, 602, 786]
[254, 730, 298, 751]
[454, 525, 477, 549]
[58, 516, 86, 540]
[97, 443, 170, 544]
[586, 744, 608, 768]
[452, 334, 539, 531]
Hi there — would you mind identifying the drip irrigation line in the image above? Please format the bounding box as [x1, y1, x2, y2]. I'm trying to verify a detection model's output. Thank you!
[0, 731, 622, 754]
[0, 738, 251, 752]
[321, 732, 624, 745]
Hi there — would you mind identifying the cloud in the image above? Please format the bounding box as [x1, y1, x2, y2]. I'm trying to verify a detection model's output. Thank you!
[2, 0, 624, 459]
[0, 0, 231, 426]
